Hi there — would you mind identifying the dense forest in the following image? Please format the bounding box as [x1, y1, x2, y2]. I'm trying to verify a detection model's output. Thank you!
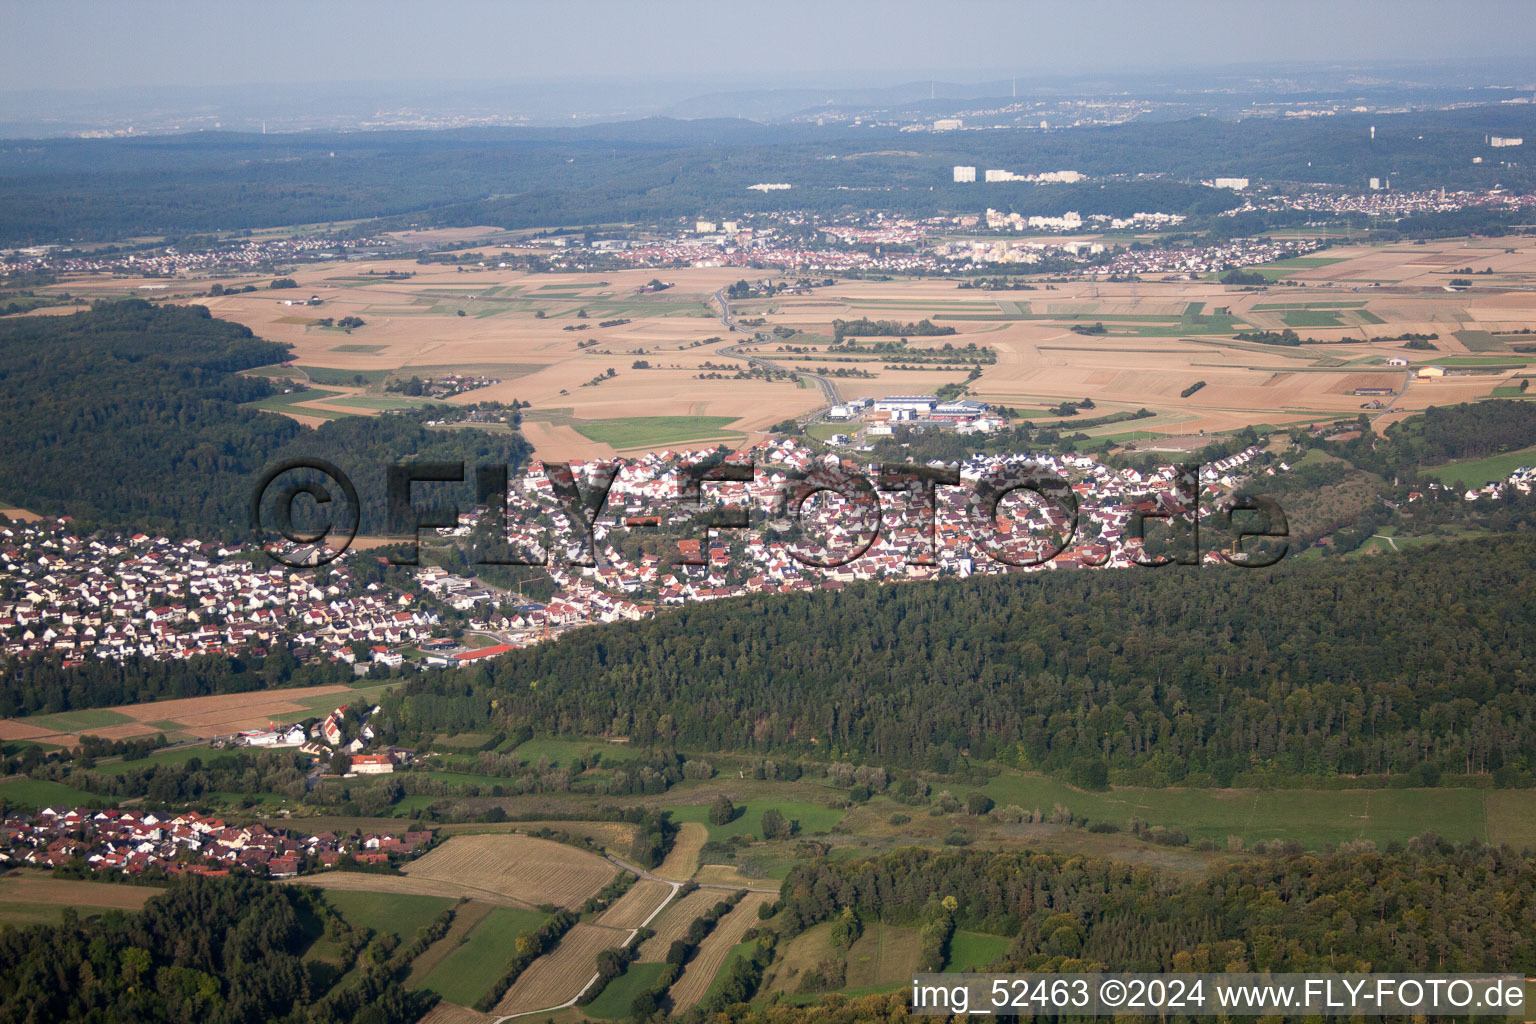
[0, 874, 429, 1024]
[0, 301, 531, 537]
[1, 103, 1533, 244]
[384, 535, 1536, 788]
[776, 841, 1536, 976]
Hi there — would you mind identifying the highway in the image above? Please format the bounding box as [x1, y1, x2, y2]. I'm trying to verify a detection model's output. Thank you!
[713, 288, 843, 410]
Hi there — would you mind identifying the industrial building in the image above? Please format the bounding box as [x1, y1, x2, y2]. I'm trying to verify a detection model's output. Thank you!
[874, 395, 939, 414]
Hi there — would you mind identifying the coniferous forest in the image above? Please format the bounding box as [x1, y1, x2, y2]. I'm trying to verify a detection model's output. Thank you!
[383, 535, 1536, 788]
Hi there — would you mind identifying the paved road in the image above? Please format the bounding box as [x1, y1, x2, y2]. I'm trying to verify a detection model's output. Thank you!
[714, 288, 843, 409]
[1368, 368, 1413, 428]
[489, 853, 774, 1021]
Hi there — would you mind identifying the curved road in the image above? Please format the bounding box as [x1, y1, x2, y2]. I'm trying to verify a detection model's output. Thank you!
[714, 288, 843, 410]
[488, 852, 777, 1022]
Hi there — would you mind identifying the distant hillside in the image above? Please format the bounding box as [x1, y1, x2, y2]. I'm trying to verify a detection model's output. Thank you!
[1, 103, 1534, 243]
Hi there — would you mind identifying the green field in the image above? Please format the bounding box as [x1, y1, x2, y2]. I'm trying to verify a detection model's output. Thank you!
[17, 708, 135, 732]
[119, 743, 218, 768]
[320, 395, 435, 411]
[980, 770, 1536, 850]
[1455, 330, 1509, 353]
[805, 423, 848, 442]
[324, 890, 454, 943]
[1228, 255, 1347, 282]
[1252, 301, 1366, 311]
[1416, 356, 1529, 368]
[585, 961, 670, 1019]
[1485, 789, 1536, 850]
[668, 799, 847, 841]
[390, 795, 439, 816]
[0, 902, 95, 927]
[1281, 310, 1345, 328]
[571, 415, 741, 449]
[329, 344, 387, 353]
[1424, 445, 1536, 486]
[0, 777, 100, 808]
[944, 930, 1013, 972]
[509, 735, 645, 768]
[245, 387, 351, 419]
[415, 906, 549, 1005]
[292, 366, 392, 386]
[0, 876, 155, 927]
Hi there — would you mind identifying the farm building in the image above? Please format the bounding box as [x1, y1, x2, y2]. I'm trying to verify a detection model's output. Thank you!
[350, 754, 395, 775]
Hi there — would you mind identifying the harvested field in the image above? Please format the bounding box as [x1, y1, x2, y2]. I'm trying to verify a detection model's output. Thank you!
[0, 684, 364, 748]
[693, 864, 768, 890]
[0, 872, 157, 920]
[595, 879, 675, 930]
[667, 893, 774, 1010]
[48, 238, 1536, 455]
[493, 921, 629, 1014]
[288, 870, 537, 909]
[439, 820, 640, 853]
[635, 888, 735, 961]
[403, 834, 617, 909]
[414, 1002, 494, 1024]
[654, 822, 706, 880]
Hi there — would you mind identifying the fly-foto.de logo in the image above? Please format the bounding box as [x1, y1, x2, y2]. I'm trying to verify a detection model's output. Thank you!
[249, 457, 1288, 570]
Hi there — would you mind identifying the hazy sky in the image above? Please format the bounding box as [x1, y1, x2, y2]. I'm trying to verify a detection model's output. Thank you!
[3, 0, 1534, 93]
